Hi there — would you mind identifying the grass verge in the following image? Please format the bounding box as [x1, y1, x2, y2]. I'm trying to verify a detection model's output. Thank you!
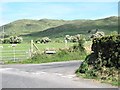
[76, 72, 119, 86]
[4, 50, 87, 64]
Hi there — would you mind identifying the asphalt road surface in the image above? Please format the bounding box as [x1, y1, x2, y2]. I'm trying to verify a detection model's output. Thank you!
[0, 60, 118, 88]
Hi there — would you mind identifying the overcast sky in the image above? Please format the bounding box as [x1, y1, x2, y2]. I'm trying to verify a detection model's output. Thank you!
[0, 1, 118, 26]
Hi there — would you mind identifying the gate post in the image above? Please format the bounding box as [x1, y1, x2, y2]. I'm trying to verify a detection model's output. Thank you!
[30, 40, 34, 57]
[0, 45, 3, 64]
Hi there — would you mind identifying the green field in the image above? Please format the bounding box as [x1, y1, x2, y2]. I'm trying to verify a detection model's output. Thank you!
[0, 42, 76, 61]
[1, 42, 75, 51]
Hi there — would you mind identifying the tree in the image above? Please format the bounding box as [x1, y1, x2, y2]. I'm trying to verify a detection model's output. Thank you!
[65, 34, 86, 43]
[9, 36, 23, 44]
[36, 37, 51, 44]
[41, 37, 51, 43]
[91, 31, 105, 39]
[1, 36, 23, 44]
[65, 35, 71, 41]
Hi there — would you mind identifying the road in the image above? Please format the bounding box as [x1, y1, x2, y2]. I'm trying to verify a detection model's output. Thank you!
[0, 60, 118, 88]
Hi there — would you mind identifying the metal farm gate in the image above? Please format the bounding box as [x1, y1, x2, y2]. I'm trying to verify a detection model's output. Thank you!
[0, 44, 31, 62]
[0, 40, 41, 63]
[0, 26, 34, 63]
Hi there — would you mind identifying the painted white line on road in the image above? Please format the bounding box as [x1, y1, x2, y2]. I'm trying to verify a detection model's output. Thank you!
[61, 74, 76, 78]
[32, 71, 47, 75]
[0, 68, 76, 79]
[0, 68, 13, 71]
[48, 72, 76, 79]
[29, 71, 76, 79]
[55, 73, 63, 76]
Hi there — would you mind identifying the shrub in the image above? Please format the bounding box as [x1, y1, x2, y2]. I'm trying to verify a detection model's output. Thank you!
[65, 34, 86, 43]
[79, 62, 89, 73]
[92, 35, 120, 68]
[110, 31, 118, 35]
[91, 31, 105, 39]
[1, 36, 23, 44]
[76, 35, 120, 86]
[9, 36, 23, 44]
[41, 37, 51, 43]
[36, 37, 51, 44]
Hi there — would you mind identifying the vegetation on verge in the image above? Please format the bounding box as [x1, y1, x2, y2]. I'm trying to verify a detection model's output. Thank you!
[76, 35, 120, 86]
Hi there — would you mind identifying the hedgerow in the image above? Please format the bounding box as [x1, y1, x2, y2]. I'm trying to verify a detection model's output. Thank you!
[76, 35, 120, 86]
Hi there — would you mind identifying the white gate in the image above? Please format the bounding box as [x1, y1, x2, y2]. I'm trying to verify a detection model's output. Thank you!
[0, 44, 30, 62]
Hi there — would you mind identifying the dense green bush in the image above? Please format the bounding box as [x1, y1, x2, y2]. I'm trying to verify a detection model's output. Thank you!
[0, 36, 23, 44]
[65, 34, 86, 43]
[91, 31, 105, 39]
[9, 36, 23, 44]
[78, 62, 88, 73]
[92, 35, 120, 68]
[77, 35, 120, 86]
[36, 37, 51, 44]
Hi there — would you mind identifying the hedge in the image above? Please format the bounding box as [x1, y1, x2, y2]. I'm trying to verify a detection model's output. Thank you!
[77, 35, 120, 86]
[91, 35, 120, 69]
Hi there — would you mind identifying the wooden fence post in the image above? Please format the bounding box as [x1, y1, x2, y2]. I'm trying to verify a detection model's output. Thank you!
[30, 40, 34, 57]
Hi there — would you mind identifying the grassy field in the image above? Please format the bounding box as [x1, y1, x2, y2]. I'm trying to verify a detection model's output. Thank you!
[0, 42, 77, 61]
[1, 42, 75, 52]
[1, 41, 91, 62]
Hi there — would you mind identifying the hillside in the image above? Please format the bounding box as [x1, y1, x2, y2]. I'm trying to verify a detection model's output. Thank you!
[0, 19, 70, 35]
[0, 16, 118, 40]
[22, 16, 118, 39]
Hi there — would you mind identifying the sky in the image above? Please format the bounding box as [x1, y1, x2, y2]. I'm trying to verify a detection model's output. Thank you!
[0, 1, 118, 26]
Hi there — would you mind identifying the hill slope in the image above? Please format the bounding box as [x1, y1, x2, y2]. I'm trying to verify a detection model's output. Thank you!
[0, 19, 70, 35]
[22, 16, 118, 39]
[0, 16, 118, 40]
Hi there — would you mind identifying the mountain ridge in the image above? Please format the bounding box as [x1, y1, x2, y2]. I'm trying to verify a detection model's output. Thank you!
[0, 16, 118, 40]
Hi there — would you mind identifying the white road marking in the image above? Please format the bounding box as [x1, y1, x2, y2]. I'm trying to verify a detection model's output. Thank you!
[0, 68, 76, 79]
[0, 68, 13, 71]
[55, 73, 62, 76]
[32, 71, 47, 75]
[61, 75, 76, 78]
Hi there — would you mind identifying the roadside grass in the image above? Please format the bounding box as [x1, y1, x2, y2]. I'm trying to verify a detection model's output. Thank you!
[76, 72, 120, 86]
